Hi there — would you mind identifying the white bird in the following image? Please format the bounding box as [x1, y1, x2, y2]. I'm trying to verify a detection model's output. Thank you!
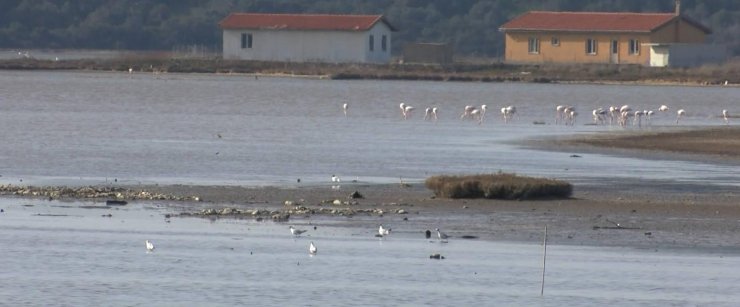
[145, 240, 155, 252]
[722, 109, 729, 125]
[461, 105, 476, 120]
[676, 109, 686, 124]
[399, 103, 407, 119]
[431, 107, 438, 121]
[342, 103, 348, 117]
[435, 228, 449, 241]
[658, 105, 669, 112]
[379, 225, 391, 236]
[555, 105, 566, 124]
[403, 105, 415, 120]
[309, 241, 317, 255]
[290, 226, 308, 236]
[128, 67, 133, 74]
[331, 174, 340, 183]
[424, 107, 432, 121]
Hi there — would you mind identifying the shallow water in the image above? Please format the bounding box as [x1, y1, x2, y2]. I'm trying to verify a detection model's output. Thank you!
[0, 70, 738, 187]
[1, 199, 739, 306]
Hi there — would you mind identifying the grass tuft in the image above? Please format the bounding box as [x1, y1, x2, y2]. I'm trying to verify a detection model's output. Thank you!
[425, 173, 572, 200]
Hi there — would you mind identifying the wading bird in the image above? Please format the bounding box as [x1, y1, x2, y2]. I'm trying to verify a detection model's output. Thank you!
[435, 228, 449, 242]
[309, 242, 317, 255]
[145, 240, 155, 252]
[290, 226, 307, 236]
[676, 109, 686, 124]
[722, 109, 729, 125]
[342, 103, 348, 117]
[379, 225, 391, 236]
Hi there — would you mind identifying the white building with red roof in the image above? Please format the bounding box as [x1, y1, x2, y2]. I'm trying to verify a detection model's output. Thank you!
[219, 13, 397, 64]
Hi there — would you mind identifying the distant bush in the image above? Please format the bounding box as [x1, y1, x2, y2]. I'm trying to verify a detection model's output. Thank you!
[425, 173, 572, 200]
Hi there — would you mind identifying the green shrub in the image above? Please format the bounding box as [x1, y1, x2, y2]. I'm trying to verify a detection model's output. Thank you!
[425, 173, 572, 200]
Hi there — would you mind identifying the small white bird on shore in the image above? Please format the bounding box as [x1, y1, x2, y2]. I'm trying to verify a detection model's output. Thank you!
[290, 226, 308, 236]
[435, 228, 449, 241]
[309, 241, 317, 255]
[379, 225, 391, 236]
[145, 240, 155, 252]
[331, 174, 340, 183]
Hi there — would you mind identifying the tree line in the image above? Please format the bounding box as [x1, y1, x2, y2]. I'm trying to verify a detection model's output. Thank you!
[1, 0, 738, 57]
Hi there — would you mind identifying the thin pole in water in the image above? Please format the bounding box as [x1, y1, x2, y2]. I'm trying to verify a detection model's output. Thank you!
[541, 225, 548, 296]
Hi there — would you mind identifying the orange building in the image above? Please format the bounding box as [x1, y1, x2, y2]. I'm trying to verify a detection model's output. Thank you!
[499, 8, 711, 66]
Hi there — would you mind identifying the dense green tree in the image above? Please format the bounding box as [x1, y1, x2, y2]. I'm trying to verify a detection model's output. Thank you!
[0, 0, 738, 56]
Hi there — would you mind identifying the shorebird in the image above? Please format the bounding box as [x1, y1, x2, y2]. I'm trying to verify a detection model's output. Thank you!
[309, 241, 317, 255]
[289, 226, 307, 236]
[145, 240, 155, 252]
[378, 225, 391, 236]
[435, 228, 449, 241]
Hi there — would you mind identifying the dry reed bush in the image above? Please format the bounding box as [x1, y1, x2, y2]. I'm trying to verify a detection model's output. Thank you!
[425, 173, 572, 200]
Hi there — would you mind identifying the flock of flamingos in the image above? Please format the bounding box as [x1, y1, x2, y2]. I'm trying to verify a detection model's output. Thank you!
[341, 102, 732, 127]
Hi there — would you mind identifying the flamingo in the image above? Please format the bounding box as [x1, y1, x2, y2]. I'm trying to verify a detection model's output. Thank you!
[592, 108, 607, 125]
[309, 242, 317, 255]
[501, 105, 517, 123]
[676, 109, 686, 124]
[633, 110, 644, 128]
[722, 109, 729, 125]
[658, 105, 669, 112]
[399, 103, 407, 119]
[145, 240, 155, 252]
[424, 107, 432, 120]
[608, 106, 620, 125]
[342, 103, 348, 117]
[290, 226, 308, 236]
[460, 105, 476, 120]
[646, 110, 654, 126]
[431, 107, 438, 121]
[128, 67, 133, 74]
[403, 105, 415, 120]
[379, 225, 391, 236]
[471, 109, 481, 124]
[555, 105, 566, 124]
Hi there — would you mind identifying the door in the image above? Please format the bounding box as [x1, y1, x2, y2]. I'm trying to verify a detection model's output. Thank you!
[610, 40, 619, 64]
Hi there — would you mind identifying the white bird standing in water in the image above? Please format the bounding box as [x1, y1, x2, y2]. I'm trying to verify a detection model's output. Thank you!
[431, 107, 439, 121]
[145, 240, 155, 252]
[379, 225, 391, 236]
[342, 103, 349, 117]
[290, 226, 308, 236]
[722, 109, 729, 125]
[435, 228, 449, 241]
[658, 105, 669, 112]
[676, 109, 686, 124]
[309, 242, 317, 255]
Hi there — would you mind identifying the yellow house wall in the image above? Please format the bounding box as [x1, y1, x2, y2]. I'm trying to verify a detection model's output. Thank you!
[504, 19, 706, 65]
[505, 32, 651, 65]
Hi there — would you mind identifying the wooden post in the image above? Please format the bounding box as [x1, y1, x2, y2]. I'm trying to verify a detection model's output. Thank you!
[541, 225, 548, 296]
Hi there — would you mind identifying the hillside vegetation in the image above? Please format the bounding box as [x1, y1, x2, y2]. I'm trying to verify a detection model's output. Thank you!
[1, 0, 739, 57]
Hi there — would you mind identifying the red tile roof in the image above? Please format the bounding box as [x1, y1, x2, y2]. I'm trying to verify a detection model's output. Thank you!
[219, 13, 397, 32]
[499, 11, 710, 33]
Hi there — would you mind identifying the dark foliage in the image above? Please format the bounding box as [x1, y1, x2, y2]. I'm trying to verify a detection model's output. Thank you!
[1, 0, 738, 56]
[425, 173, 573, 200]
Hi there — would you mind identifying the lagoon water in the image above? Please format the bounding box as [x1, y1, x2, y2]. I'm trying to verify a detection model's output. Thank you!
[2, 70, 740, 305]
[0, 70, 738, 187]
[2, 199, 740, 306]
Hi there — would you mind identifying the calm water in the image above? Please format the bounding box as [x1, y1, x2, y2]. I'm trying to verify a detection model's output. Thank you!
[0, 70, 738, 187]
[2, 70, 740, 305]
[2, 199, 740, 306]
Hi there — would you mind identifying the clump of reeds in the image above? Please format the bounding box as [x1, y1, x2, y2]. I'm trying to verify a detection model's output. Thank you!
[425, 173, 572, 200]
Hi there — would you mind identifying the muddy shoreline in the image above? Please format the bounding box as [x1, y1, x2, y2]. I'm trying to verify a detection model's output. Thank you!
[1, 127, 739, 250]
[2, 57, 738, 87]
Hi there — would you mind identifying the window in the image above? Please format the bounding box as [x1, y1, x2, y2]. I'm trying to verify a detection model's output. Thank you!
[585, 38, 597, 55]
[528, 37, 540, 54]
[629, 39, 640, 55]
[551, 37, 560, 46]
[369, 35, 374, 51]
[241, 33, 252, 49]
[381, 35, 387, 52]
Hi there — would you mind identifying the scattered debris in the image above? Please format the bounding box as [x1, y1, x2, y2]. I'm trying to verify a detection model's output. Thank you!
[429, 253, 445, 259]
